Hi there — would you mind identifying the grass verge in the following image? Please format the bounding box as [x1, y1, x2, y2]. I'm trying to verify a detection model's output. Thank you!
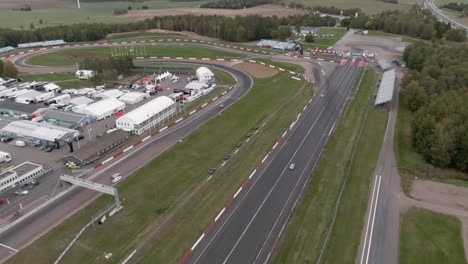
[7, 72, 313, 264]
[302, 27, 347, 49]
[272, 67, 388, 263]
[394, 95, 468, 194]
[26, 46, 244, 67]
[400, 208, 466, 264]
[254, 58, 305, 73]
[210, 67, 237, 85]
[19, 73, 97, 88]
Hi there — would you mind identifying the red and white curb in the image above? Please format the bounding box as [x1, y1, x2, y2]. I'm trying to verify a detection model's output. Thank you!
[179, 96, 315, 264]
[92, 85, 235, 170]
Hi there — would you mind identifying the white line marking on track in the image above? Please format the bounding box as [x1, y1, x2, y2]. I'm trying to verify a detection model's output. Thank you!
[360, 175, 382, 264]
[142, 135, 151, 142]
[364, 175, 382, 264]
[159, 126, 167, 132]
[0, 243, 17, 252]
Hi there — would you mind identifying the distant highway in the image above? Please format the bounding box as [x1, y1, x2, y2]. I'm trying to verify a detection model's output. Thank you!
[425, 0, 468, 31]
[186, 60, 361, 264]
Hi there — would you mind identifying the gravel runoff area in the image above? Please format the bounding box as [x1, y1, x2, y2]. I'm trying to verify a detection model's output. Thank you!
[403, 179, 468, 261]
[233, 62, 278, 78]
[124, 4, 308, 19]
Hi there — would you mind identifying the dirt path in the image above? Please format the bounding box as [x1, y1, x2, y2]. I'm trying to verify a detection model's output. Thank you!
[403, 179, 468, 262]
[124, 4, 308, 19]
[233, 62, 277, 78]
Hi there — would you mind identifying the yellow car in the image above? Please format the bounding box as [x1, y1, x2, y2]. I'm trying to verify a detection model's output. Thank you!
[68, 163, 80, 169]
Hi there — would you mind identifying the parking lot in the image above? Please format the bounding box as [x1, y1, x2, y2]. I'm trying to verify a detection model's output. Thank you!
[0, 70, 220, 223]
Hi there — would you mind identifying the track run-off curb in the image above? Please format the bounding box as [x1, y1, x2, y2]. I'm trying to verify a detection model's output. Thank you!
[179, 96, 315, 264]
[1, 38, 340, 66]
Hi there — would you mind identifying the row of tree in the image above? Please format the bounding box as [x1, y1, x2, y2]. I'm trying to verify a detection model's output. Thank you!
[401, 42, 468, 172]
[79, 55, 134, 83]
[341, 6, 466, 42]
[0, 14, 337, 46]
[201, 0, 277, 9]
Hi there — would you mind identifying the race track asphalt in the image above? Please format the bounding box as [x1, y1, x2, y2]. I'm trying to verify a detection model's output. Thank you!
[187, 61, 361, 264]
[0, 62, 252, 263]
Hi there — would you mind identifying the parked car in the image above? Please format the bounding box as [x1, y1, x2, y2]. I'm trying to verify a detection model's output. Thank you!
[208, 168, 216, 175]
[236, 142, 243, 148]
[14, 189, 29, 195]
[253, 125, 260, 130]
[246, 132, 252, 138]
[224, 154, 231, 160]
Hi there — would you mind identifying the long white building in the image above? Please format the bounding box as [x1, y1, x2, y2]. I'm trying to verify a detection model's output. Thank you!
[116, 96, 176, 134]
[0, 162, 50, 194]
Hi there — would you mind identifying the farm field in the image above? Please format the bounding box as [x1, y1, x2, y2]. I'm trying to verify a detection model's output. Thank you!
[26, 46, 243, 67]
[285, 0, 418, 14]
[400, 208, 466, 264]
[0, 1, 209, 29]
[6, 72, 314, 264]
[272, 68, 388, 264]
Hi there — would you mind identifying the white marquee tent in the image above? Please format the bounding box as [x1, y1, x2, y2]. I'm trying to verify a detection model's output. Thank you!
[116, 96, 175, 134]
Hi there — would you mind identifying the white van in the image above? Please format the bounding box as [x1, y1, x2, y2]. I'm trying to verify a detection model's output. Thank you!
[35, 91, 55, 102]
[15, 140, 26, 147]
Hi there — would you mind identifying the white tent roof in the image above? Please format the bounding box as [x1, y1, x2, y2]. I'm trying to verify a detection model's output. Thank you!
[43, 83, 60, 91]
[83, 98, 125, 117]
[95, 89, 124, 99]
[375, 69, 396, 105]
[16, 90, 42, 99]
[117, 96, 174, 125]
[196, 67, 214, 77]
[69, 96, 94, 106]
[0, 120, 77, 142]
[185, 82, 206, 90]
[119, 92, 146, 104]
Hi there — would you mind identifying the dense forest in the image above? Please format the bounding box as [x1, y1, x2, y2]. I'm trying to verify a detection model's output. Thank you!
[401, 42, 468, 172]
[341, 6, 466, 42]
[201, 0, 277, 9]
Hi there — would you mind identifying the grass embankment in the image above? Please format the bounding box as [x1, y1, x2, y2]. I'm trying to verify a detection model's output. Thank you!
[302, 27, 347, 49]
[103, 32, 186, 42]
[26, 46, 243, 67]
[254, 58, 305, 73]
[7, 72, 314, 264]
[210, 67, 237, 85]
[400, 208, 466, 264]
[19, 73, 95, 88]
[273, 68, 388, 263]
[0, 1, 210, 29]
[394, 96, 468, 193]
